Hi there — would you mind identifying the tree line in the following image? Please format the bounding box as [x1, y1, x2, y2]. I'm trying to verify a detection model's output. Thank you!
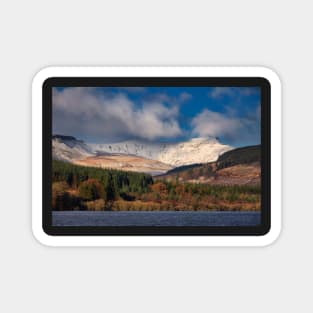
[53, 160, 153, 194]
[52, 160, 261, 212]
[52, 160, 153, 210]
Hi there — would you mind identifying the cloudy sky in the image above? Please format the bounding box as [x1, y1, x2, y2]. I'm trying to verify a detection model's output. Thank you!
[52, 86, 261, 147]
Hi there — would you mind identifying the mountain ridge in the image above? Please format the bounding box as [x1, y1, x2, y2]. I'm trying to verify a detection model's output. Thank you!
[52, 135, 233, 166]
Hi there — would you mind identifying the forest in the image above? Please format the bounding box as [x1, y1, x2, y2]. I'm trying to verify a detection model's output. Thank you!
[52, 160, 261, 212]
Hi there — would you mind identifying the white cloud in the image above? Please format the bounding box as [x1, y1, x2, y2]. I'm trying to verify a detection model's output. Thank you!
[210, 87, 235, 99]
[191, 107, 261, 145]
[52, 87, 182, 142]
[209, 87, 260, 99]
[147, 91, 192, 105]
[191, 109, 242, 139]
[179, 92, 192, 102]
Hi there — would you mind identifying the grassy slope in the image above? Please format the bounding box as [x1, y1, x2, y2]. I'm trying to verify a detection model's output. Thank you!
[156, 145, 261, 185]
[216, 145, 260, 169]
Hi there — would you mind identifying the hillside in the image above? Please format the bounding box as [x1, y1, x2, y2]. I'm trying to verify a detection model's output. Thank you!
[52, 135, 93, 162]
[156, 145, 261, 185]
[216, 145, 261, 169]
[73, 154, 173, 176]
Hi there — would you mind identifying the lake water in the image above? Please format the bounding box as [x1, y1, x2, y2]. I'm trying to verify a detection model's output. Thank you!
[52, 211, 261, 226]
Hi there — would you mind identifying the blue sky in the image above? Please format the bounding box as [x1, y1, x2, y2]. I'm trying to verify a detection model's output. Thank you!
[53, 86, 260, 147]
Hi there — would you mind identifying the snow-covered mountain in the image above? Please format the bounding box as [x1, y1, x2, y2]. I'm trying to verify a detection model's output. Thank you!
[89, 137, 233, 167]
[52, 135, 93, 162]
[53, 135, 233, 167]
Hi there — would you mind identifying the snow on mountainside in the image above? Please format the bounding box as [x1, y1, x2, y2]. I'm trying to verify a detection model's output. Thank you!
[52, 135, 93, 162]
[52, 135, 233, 167]
[89, 137, 233, 167]
[159, 137, 232, 166]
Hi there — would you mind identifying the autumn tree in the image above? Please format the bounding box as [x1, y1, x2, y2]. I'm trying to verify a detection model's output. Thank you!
[78, 179, 105, 201]
[52, 181, 80, 210]
[151, 182, 168, 196]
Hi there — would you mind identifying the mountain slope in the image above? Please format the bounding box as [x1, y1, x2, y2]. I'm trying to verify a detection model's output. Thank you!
[52, 135, 93, 162]
[216, 145, 261, 170]
[73, 154, 173, 176]
[156, 145, 261, 185]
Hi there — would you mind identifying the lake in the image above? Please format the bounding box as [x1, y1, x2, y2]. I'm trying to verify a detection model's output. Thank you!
[52, 211, 261, 227]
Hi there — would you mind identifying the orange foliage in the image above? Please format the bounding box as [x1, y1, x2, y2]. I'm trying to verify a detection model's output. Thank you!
[150, 182, 168, 195]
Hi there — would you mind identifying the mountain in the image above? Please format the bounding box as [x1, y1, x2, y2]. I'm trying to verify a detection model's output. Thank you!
[156, 145, 261, 185]
[52, 135, 234, 174]
[52, 135, 93, 162]
[89, 137, 233, 167]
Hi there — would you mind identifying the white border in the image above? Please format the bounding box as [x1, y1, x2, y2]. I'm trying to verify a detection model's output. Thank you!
[32, 67, 281, 247]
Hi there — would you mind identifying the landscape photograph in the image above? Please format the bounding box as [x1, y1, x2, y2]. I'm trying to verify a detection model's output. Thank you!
[51, 86, 261, 227]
